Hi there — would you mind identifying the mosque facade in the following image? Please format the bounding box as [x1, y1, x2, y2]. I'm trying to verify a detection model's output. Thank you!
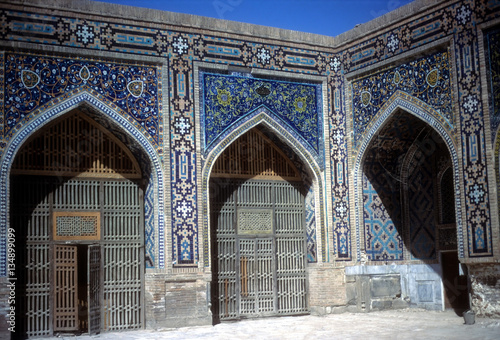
[0, 0, 499, 337]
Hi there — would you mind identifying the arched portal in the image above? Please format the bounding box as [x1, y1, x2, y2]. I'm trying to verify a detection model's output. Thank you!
[209, 127, 310, 322]
[356, 104, 469, 313]
[353, 93, 464, 260]
[10, 109, 147, 338]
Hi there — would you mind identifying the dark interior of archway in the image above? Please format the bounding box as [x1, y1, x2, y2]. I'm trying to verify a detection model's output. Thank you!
[11, 108, 151, 182]
[363, 110, 449, 261]
[363, 109, 468, 314]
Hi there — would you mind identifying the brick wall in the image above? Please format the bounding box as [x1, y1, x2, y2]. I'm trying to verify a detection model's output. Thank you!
[308, 264, 348, 314]
[145, 271, 212, 329]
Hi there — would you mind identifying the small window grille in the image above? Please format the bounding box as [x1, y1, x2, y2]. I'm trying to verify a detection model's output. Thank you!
[237, 209, 273, 235]
[53, 212, 100, 241]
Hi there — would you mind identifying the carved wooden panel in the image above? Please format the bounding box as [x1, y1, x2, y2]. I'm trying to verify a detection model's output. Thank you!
[53, 212, 100, 241]
[237, 209, 273, 235]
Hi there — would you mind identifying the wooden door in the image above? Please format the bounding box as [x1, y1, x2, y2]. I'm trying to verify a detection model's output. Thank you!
[238, 238, 276, 316]
[442, 251, 469, 313]
[213, 179, 307, 320]
[88, 245, 101, 335]
[53, 245, 79, 332]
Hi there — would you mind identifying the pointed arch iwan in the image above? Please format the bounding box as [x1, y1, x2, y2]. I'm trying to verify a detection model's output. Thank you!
[0, 91, 166, 275]
[200, 109, 327, 266]
[352, 92, 463, 261]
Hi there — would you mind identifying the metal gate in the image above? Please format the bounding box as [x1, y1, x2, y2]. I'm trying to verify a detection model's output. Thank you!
[11, 176, 144, 338]
[212, 179, 308, 320]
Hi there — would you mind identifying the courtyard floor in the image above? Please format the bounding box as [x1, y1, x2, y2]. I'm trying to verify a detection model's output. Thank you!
[40, 309, 500, 339]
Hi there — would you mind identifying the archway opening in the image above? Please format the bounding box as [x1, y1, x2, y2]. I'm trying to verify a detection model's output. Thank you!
[10, 109, 147, 338]
[361, 109, 468, 313]
[209, 126, 311, 323]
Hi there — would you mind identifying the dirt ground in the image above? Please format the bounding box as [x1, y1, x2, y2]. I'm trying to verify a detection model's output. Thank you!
[28, 308, 500, 340]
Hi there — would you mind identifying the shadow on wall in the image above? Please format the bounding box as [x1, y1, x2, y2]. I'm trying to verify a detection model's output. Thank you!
[359, 110, 469, 315]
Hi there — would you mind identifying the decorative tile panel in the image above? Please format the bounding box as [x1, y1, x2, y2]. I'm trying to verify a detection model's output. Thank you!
[363, 173, 403, 261]
[4, 54, 162, 146]
[145, 173, 155, 268]
[330, 75, 351, 259]
[352, 52, 452, 149]
[201, 72, 323, 167]
[305, 187, 317, 263]
[455, 23, 493, 257]
[1, 0, 500, 272]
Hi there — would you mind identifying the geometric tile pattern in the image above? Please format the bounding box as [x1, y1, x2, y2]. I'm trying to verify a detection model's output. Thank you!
[201, 72, 323, 165]
[305, 187, 317, 263]
[1, 0, 500, 268]
[3, 54, 162, 146]
[145, 173, 155, 268]
[170, 55, 198, 266]
[454, 15, 493, 257]
[351, 51, 451, 149]
[329, 75, 351, 259]
[363, 172, 403, 261]
[338, 0, 500, 74]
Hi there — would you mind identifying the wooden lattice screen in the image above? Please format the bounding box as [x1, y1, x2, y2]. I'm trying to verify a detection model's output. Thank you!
[88, 245, 101, 335]
[211, 128, 301, 181]
[212, 179, 307, 320]
[11, 107, 145, 338]
[11, 110, 141, 178]
[53, 245, 79, 331]
[11, 177, 144, 338]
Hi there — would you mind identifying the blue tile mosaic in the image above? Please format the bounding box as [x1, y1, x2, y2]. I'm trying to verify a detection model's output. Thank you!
[3, 54, 162, 145]
[0, 91, 166, 275]
[1, 0, 500, 271]
[200, 72, 324, 167]
[351, 52, 452, 150]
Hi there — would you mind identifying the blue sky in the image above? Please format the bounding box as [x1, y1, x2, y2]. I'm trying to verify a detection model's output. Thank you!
[92, 0, 414, 37]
